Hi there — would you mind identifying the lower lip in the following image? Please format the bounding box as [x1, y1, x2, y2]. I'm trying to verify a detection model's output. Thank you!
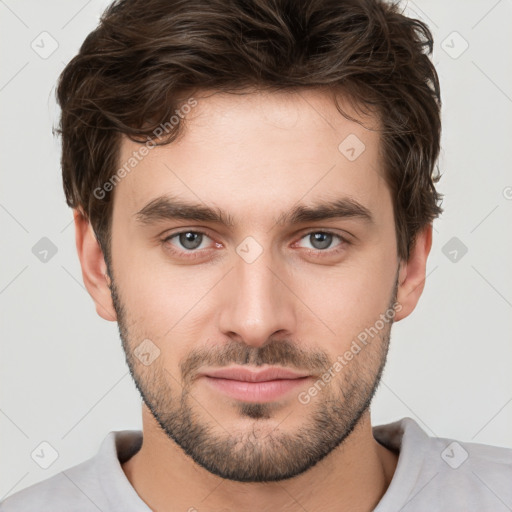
[203, 376, 310, 403]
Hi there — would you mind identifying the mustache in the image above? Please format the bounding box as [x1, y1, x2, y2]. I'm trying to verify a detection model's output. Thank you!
[180, 339, 331, 384]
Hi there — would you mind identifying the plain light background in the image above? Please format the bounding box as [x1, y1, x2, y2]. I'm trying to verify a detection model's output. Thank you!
[1, 0, 511, 500]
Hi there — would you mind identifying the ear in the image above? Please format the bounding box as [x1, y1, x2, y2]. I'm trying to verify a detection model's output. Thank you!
[394, 224, 433, 322]
[74, 209, 117, 322]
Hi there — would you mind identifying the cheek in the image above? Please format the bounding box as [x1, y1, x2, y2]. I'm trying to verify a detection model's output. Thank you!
[286, 247, 397, 353]
[111, 239, 222, 367]
[116, 264, 208, 339]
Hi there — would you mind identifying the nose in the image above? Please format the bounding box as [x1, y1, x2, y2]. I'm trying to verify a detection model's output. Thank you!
[218, 243, 298, 348]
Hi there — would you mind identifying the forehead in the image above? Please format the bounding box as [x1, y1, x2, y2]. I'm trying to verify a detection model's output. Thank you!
[113, 89, 389, 227]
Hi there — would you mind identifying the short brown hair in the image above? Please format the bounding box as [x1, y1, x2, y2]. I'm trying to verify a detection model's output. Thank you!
[56, 0, 442, 264]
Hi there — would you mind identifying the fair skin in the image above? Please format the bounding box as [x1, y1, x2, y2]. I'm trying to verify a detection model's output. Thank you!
[74, 88, 431, 511]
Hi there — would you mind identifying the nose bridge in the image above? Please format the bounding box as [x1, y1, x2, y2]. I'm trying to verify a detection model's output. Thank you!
[218, 237, 296, 347]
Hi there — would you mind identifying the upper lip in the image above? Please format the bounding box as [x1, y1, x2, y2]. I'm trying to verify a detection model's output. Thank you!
[202, 366, 310, 382]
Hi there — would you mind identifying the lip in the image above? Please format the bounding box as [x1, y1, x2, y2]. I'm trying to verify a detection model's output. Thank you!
[203, 366, 309, 382]
[200, 366, 311, 403]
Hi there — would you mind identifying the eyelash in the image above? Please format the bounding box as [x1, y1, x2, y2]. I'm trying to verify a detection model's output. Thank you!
[161, 230, 349, 260]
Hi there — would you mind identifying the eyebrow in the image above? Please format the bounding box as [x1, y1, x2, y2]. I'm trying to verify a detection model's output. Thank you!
[134, 194, 374, 227]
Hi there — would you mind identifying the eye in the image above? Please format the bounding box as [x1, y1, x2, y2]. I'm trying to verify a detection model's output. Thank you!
[164, 231, 213, 253]
[161, 229, 349, 261]
[295, 231, 347, 252]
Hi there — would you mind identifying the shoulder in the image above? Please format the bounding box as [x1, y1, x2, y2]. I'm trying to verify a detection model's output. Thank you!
[0, 457, 102, 512]
[374, 417, 512, 512]
[1, 430, 145, 512]
[420, 434, 512, 511]
[425, 429, 512, 489]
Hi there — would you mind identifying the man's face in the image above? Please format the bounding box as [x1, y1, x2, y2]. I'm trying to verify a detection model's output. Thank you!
[108, 89, 401, 482]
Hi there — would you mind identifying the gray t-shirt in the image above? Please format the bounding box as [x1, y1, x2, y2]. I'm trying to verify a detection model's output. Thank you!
[1, 417, 511, 511]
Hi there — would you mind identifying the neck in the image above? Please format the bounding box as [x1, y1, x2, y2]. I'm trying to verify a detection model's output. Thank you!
[122, 405, 398, 512]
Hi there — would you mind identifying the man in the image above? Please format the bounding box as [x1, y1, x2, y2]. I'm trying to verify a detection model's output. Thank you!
[1, 0, 511, 510]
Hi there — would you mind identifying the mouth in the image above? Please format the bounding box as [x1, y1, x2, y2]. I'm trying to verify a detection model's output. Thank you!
[200, 366, 311, 403]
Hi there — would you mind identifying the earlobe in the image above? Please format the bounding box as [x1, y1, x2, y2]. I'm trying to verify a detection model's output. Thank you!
[394, 224, 433, 322]
[73, 209, 117, 322]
